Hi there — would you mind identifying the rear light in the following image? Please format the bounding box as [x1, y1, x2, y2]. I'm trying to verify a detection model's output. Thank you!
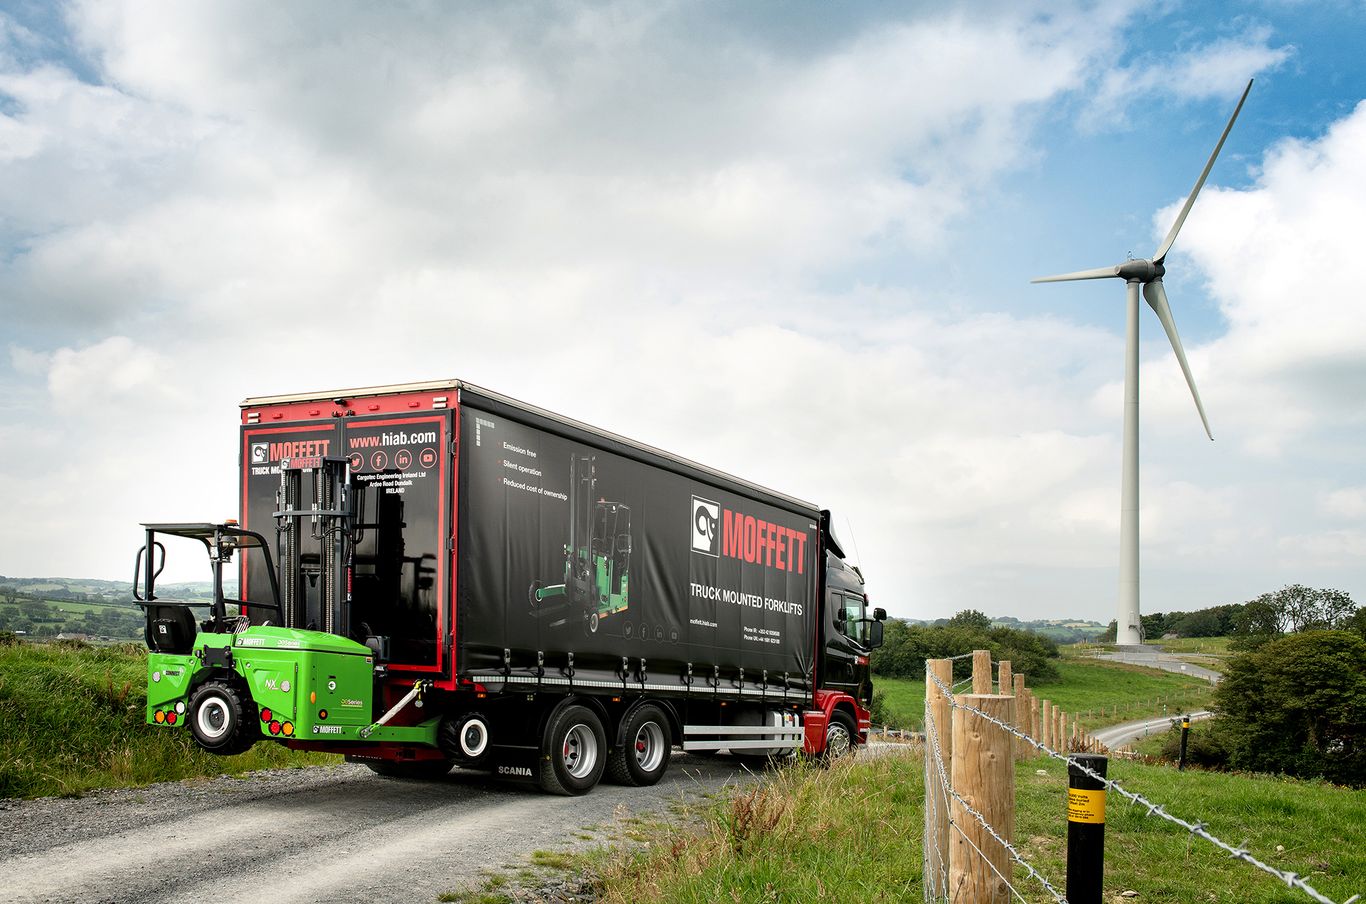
[281, 722, 294, 737]
[166, 712, 178, 725]
[269, 721, 281, 735]
[260, 708, 272, 723]
[154, 710, 165, 723]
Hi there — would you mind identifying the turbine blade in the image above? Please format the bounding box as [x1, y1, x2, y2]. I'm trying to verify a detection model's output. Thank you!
[1143, 280, 1213, 440]
[1153, 79, 1253, 264]
[1030, 265, 1120, 284]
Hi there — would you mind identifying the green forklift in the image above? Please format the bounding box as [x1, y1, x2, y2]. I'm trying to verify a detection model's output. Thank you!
[135, 455, 446, 762]
[529, 455, 632, 634]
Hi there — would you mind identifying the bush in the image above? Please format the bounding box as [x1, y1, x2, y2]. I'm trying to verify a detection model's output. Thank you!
[1158, 721, 1230, 769]
[1213, 630, 1366, 786]
[869, 616, 1060, 683]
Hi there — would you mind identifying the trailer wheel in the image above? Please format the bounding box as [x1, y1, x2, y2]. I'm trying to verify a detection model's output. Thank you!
[606, 704, 671, 786]
[823, 711, 857, 762]
[187, 681, 257, 755]
[538, 704, 606, 795]
[528, 580, 544, 607]
[587, 611, 599, 634]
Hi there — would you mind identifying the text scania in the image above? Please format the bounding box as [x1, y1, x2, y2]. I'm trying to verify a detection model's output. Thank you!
[722, 510, 807, 574]
[268, 439, 331, 460]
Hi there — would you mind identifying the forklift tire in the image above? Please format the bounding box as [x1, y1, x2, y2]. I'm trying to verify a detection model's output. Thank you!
[605, 704, 671, 787]
[528, 580, 543, 608]
[187, 680, 258, 755]
[538, 704, 606, 795]
[360, 758, 454, 780]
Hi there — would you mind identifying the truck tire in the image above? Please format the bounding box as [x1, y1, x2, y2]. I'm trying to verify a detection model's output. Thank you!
[187, 680, 258, 755]
[824, 711, 857, 762]
[538, 704, 606, 795]
[359, 758, 454, 780]
[605, 704, 671, 786]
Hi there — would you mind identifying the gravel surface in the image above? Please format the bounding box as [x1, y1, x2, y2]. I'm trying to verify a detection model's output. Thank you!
[1090, 646, 1222, 683]
[0, 755, 757, 904]
[1092, 710, 1213, 750]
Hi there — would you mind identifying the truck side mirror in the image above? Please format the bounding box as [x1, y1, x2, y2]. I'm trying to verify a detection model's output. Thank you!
[867, 619, 884, 649]
[873, 607, 887, 621]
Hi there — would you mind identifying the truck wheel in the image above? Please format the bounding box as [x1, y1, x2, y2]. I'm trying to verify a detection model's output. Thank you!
[606, 704, 671, 786]
[538, 704, 606, 795]
[187, 681, 257, 755]
[824, 712, 857, 762]
[359, 758, 454, 780]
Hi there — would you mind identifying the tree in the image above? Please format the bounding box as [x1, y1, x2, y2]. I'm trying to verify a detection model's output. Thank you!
[1346, 608, 1366, 642]
[1231, 585, 1358, 650]
[946, 609, 992, 632]
[1169, 608, 1222, 638]
[1213, 631, 1366, 786]
[869, 617, 1060, 683]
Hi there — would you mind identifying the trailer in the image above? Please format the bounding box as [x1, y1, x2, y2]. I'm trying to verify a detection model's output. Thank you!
[137, 380, 884, 794]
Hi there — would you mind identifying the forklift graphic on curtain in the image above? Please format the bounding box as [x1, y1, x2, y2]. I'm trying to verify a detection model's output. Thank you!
[529, 455, 632, 634]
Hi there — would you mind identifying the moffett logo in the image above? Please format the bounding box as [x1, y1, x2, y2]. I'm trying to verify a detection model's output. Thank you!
[251, 442, 270, 464]
[691, 496, 720, 556]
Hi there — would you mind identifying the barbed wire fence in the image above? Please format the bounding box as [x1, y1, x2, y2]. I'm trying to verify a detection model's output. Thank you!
[920, 652, 1360, 904]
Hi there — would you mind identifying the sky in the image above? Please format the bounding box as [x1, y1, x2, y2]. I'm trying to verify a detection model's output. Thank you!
[1, 1, 1363, 623]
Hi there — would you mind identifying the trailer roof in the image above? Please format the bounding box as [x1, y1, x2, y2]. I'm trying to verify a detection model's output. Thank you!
[241, 379, 820, 515]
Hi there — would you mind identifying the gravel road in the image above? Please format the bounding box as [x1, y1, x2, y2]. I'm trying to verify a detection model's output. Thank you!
[1090, 646, 1222, 683]
[0, 755, 758, 904]
[1092, 710, 1213, 750]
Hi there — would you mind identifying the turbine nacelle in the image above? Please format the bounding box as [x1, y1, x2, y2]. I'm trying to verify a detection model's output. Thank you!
[1116, 259, 1163, 283]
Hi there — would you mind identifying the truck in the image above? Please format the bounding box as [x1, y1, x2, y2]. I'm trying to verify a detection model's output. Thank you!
[136, 380, 885, 794]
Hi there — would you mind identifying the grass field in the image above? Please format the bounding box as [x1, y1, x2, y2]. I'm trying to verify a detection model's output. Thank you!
[0, 639, 337, 798]
[1145, 636, 1234, 655]
[589, 749, 1366, 904]
[0, 596, 145, 640]
[874, 657, 1215, 733]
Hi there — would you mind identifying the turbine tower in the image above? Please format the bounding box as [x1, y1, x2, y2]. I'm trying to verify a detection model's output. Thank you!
[1033, 80, 1252, 646]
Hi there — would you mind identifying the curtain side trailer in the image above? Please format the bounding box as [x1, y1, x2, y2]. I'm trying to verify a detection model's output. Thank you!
[137, 380, 884, 794]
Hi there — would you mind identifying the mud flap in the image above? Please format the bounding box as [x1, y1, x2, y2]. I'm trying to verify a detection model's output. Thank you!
[487, 744, 539, 784]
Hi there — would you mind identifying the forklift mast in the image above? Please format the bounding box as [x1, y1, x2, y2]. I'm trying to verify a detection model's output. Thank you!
[273, 455, 355, 637]
[567, 455, 595, 601]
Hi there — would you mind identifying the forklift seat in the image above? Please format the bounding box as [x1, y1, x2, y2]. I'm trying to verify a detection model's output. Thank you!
[145, 605, 197, 655]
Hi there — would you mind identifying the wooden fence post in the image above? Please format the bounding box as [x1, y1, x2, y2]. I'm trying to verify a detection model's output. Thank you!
[1012, 674, 1029, 761]
[972, 649, 993, 694]
[998, 660, 1012, 696]
[1041, 699, 1053, 750]
[1030, 694, 1041, 756]
[949, 694, 1016, 904]
[924, 658, 954, 901]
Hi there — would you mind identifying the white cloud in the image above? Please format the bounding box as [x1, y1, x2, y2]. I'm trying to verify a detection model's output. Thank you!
[1155, 99, 1366, 457]
[0, 3, 1360, 621]
[1082, 25, 1293, 130]
[1322, 486, 1366, 520]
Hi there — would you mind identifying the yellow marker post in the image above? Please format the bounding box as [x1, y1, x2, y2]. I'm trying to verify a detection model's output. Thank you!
[1066, 754, 1107, 904]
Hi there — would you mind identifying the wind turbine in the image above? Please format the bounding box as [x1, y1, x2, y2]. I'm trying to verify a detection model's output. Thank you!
[1033, 79, 1252, 646]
